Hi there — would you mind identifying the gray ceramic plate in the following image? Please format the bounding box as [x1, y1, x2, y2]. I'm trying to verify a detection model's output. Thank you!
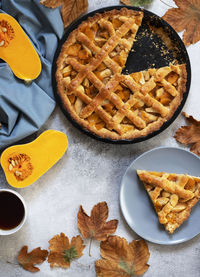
[120, 147, 200, 245]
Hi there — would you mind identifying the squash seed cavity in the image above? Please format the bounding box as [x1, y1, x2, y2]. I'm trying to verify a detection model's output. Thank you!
[8, 153, 33, 181]
[0, 20, 15, 47]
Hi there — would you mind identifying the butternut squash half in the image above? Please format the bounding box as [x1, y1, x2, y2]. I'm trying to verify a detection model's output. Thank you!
[0, 130, 68, 188]
[0, 13, 41, 81]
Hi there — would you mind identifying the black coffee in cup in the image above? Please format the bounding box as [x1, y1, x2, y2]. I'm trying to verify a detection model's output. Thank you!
[0, 191, 25, 230]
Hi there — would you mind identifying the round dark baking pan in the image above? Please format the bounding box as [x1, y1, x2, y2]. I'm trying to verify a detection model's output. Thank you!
[52, 5, 191, 144]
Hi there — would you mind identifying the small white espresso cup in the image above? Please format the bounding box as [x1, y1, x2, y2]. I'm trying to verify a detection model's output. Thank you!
[0, 189, 27, 235]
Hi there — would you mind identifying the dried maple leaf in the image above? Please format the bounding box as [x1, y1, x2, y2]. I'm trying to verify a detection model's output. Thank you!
[174, 112, 200, 156]
[78, 202, 118, 241]
[121, 0, 153, 6]
[40, 0, 88, 28]
[17, 246, 48, 272]
[48, 233, 85, 268]
[162, 0, 200, 46]
[95, 236, 150, 276]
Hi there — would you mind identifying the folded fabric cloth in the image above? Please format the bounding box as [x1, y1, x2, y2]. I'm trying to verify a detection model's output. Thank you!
[0, 0, 64, 149]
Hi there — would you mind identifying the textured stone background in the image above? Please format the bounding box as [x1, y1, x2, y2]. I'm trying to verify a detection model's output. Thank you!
[0, 0, 200, 276]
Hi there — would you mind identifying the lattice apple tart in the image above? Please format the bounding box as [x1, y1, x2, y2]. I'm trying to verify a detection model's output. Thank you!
[56, 8, 187, 140]
[137, 170, 200, 234]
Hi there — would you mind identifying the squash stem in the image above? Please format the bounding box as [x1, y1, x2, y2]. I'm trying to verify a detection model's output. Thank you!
[24, 80, 33, 85]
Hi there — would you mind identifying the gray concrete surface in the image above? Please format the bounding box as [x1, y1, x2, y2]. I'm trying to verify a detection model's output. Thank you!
[0, 0, 200, 276]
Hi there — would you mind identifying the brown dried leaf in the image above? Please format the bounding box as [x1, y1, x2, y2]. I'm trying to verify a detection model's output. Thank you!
[121, 0, 131, 4]
[48, 233, 85, 268]
[162, 0, 200, 46]
[40, 0, 88, 28]
[95, 236, 150, 276]
[174, 112, 200, 156]
[18, 246, 48, 272]
[78, 202, 118, 241]
[40, 0, 63, 7]
[121, 0, 154, 6]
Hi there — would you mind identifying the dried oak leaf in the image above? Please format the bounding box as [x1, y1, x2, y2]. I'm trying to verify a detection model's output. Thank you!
[40, 0, 88, 28]
[18, 246, 48, 272]
[162, 0, 200, 46]
[48, 233, 85, 268]
[95, 236, 150, 276]
[174, 112, 200, 156]
[78, 202, 118, 241]
[121, 0, 153, 6]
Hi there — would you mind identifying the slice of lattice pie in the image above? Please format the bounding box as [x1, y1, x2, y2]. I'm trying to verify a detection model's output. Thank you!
[137, 170, 200, 234]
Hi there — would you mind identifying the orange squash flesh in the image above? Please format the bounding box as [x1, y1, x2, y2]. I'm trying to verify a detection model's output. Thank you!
[0, 13, 41, 81]
[0, 130, 68, 188]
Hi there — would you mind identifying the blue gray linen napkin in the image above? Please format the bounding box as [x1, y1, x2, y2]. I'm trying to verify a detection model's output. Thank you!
[0, 0, 64, 149]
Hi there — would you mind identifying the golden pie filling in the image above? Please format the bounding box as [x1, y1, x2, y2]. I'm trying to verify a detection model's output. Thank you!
[56, 8, 187, 140]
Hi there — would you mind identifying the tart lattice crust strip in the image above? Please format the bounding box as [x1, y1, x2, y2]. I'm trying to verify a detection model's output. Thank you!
[137, 170, 200, 234]
[56, 8, 187, 140]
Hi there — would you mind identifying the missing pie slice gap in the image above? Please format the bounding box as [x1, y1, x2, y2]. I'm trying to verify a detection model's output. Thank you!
[137, 170, 200, 234]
